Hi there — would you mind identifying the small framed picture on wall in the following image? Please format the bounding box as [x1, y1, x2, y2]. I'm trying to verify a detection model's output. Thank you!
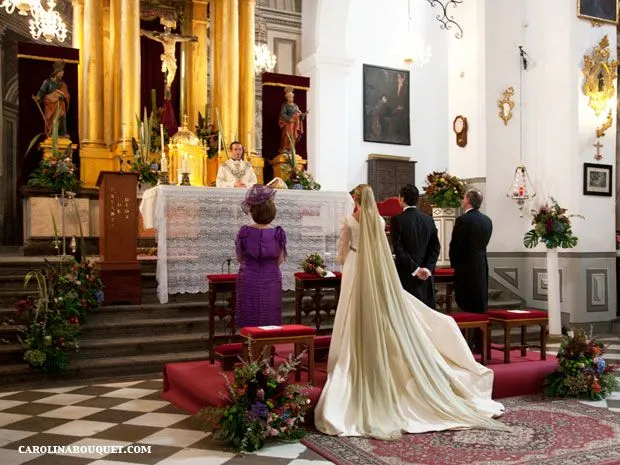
[583, 163, 613, 196]
[577, 0, 619, 25]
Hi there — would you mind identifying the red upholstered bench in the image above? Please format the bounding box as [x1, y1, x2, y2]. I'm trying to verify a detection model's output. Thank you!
[240, 324, 317, 384]
[294, 272, 342, 332]
[486, 309, 548, 364]
[433, 267, 455, 313]
[207, 274, 238, 365]
[450, 312, 489, 366]
[213, 342, 243, 371]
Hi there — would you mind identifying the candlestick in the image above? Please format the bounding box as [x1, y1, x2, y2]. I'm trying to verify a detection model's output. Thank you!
[161, 156, 167, 173]
[160, 124, 165, 152]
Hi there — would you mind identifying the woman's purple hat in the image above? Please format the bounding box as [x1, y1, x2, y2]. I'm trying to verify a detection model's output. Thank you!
[241, 184, 276, 214]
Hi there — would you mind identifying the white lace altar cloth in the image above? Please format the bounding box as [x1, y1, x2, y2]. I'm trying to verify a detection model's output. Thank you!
[140, 185, 354, 303]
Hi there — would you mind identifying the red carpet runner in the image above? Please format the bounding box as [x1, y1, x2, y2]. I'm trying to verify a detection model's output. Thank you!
[161, 347, 558, 417]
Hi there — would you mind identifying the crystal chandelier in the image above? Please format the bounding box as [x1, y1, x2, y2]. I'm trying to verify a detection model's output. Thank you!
[29, 0, 67, 43]
[403, 0, 432, 69]
[0, 0, 40, 16]
[254, 43, 277, 75]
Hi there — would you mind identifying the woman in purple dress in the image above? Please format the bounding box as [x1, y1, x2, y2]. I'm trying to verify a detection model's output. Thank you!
[235, 185, 287, 328]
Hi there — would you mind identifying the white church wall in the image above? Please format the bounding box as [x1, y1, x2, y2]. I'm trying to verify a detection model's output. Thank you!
[483, 0, 617, 324]
[300, 0, 450, 191]
[344, 0, 449, 191]
[447, 0, 486, 179]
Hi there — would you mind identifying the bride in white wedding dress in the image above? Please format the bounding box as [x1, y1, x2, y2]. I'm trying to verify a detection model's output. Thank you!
[314, 185, 506, 439]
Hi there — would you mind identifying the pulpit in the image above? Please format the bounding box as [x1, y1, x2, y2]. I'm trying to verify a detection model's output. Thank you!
[96, 171, 141, 305]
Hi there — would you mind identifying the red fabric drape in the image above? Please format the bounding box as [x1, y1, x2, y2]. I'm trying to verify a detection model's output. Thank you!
[261, 72, 310, 183]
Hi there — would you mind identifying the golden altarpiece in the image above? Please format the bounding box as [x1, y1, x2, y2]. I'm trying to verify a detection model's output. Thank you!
[72, 0, 265, 188]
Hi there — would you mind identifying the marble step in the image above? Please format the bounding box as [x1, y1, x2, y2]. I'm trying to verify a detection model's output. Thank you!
[0, 350, 209, 388]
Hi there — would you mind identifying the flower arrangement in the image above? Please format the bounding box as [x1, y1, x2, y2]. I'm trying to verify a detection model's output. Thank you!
[128, 110, 161, 187]
[543, 327, 618, 400]
[196, 111, 219, 159]
[16, 258, 104, 373]
[286, 168, 321, 191]
[284, 132, 320, 190]
[194, 354, 310, 452]
[301, 252, 326, 275]
[423, 171, 466, 208]
[523, 198, 583, 249]
[27, 111, 80, 193]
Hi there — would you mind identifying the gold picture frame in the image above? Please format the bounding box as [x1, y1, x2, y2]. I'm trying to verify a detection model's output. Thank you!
[583, 35, 617, 116]
[577, 0, 619, 25]
[497, 87, 515, 126]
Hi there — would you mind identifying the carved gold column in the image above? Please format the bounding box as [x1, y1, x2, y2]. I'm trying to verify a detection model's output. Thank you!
[103, 2, 112, 146]
[80, 0, 110, 188]
[120, 0, 140, 146]
[72, 0, 84, 140]
[183, 0, 209, 131]
[239, 0, 255, 155]
[220, 0, 239, 145]
[210, 0, 221, 125]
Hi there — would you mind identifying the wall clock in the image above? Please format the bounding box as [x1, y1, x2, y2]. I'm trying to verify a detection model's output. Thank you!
[453, 115, 468, 147]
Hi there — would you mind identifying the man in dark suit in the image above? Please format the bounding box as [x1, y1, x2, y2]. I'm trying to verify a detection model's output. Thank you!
[449, 189, 492, 314]
[391, 184, 440, 309]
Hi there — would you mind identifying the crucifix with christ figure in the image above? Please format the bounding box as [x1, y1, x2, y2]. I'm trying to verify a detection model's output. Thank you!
[140, 27, 198, 94]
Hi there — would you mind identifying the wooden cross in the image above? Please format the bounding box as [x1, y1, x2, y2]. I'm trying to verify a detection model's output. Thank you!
[593, 140, 603, 160]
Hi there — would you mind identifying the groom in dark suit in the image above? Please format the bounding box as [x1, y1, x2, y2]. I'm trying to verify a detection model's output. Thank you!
[391, 184, 440, 309]
[449, 188, 492, 314]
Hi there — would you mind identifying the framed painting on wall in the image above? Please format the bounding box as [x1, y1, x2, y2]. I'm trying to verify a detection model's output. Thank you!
[577, 0, 618, 24]
[583, 163, 613, 196]
[363, 64, 410, 145]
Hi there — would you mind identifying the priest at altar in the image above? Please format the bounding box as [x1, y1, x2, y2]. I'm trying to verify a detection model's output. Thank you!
[215, 142, 258, 188]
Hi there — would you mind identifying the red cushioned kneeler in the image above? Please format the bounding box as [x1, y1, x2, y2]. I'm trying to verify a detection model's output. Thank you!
[486, 309, 549, 364]
[450, 312, 489, 366]
[293, 272, 343, 280]
[241, 324, 317, 385]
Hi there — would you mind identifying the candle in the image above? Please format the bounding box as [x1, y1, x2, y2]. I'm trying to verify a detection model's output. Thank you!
[122, 124, 126, 150]
[160, 124, 165, 152]
[161, 156, 167, 173]
[183, 153, 188, 173]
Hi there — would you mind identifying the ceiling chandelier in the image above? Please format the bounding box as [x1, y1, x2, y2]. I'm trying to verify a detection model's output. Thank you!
[254, 43, 277, 75]
[404, 0, 432, 69]
[0, 0, 40, 16]
[29, 0, 67, 43]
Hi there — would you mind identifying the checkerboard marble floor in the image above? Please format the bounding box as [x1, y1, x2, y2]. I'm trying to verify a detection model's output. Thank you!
[1, 334, 619, 465]
[0, 378, 332, 465]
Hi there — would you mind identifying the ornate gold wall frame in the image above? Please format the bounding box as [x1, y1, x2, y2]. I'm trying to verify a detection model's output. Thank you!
[583, 35, 617, 116]
[497, 87, 515, 126]
[596, 109, 613, 138]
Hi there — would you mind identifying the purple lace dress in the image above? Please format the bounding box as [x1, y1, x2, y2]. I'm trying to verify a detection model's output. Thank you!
[235, 225, 287, 328]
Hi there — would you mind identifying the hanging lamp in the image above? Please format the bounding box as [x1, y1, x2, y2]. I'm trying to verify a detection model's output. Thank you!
[505, 45, 535, 216]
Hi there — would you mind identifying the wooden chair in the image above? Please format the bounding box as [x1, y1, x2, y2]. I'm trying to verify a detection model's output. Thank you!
[294, 272, 341, 332]
[240, 324, 317, 384]
[450, 312, 489, 365]
[207, 273, 241, 369]
[486, 309, 548, 364]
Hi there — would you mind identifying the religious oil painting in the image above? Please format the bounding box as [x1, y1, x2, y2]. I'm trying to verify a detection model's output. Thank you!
[583, 163, 613, 196]
[577, 0, 619, 24]
[363, 64, 411, 145]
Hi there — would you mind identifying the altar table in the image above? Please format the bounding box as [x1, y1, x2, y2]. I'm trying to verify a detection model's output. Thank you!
[140, 186, 354, 303]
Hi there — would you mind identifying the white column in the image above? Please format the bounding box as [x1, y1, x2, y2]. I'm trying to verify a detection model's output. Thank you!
[298, 54, 353, 192]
